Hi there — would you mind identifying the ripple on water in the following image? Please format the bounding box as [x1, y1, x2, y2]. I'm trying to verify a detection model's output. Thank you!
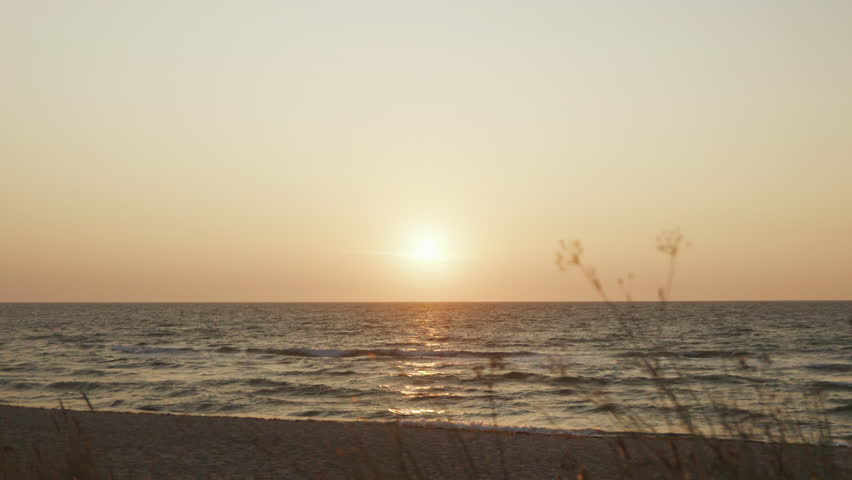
[1, 301, 850, 440]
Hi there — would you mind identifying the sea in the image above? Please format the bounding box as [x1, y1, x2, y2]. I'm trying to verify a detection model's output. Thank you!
[1, 302, 850, 441]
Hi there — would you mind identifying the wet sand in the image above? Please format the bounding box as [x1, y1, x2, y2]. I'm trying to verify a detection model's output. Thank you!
[1, 404, 848, 479]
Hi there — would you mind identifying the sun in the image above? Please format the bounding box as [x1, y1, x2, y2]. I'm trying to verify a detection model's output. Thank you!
[412, 238, 442, 262]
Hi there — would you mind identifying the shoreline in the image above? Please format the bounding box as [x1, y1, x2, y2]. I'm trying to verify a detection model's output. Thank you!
[6, 400, 849, 446]
[2, 404, 849, 479]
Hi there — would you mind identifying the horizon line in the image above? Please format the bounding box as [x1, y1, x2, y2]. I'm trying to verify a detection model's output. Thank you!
[1, 299, 850, 304]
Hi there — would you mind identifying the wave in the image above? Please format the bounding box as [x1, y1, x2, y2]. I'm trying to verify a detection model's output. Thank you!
[406, 394, 465, 402]
[825, 403, 852, 414]
[26, 333, 107, 342]
[811, 380, 852, 392]
[500, 371, 548, 381]
[246, 378, 290, 388]
[135, 402, 246, 414]
[617, 349, 752, 359]
[245, 378, 373, 397]
[48, 381, 106, 391]
[111, 345, 194, 355]
[458, 371, 555, 386]
[291, 409, 350, 418]
[70, 369, 107, 377]
[394, 418, 609, 437]
[804, 363, 852, 373]
[143, 331, 175, 338]
[243, 347, 537, 359]
[252, 368, 359, 377]
[676, 373, 772, 385]
[0, 362, 38, 372]
[547, 375, 610, 386]
[47, 379, 182, 392]
[2, 380, 41, 390]
[214, 346, 240, 353]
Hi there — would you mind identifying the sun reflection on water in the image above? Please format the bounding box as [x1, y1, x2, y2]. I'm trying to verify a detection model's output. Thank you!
[388, 359, 456, 418]
[383, 308, 462, 418]
[387, 407, 446, 416]
[400, 361, 442, 377]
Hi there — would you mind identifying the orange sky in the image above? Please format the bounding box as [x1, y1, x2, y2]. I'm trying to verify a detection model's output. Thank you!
[2, 1, 850, 302]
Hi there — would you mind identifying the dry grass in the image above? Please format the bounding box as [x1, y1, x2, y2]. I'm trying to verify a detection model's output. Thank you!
[1, 396, 104, 480]
[553, 229, 849, 479]
[2, 230, 848, 478]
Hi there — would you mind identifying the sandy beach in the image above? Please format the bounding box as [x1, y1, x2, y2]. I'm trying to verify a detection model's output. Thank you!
[1, 404, 848, 479]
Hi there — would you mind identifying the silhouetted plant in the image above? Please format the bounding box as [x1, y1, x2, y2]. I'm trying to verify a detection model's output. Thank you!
[554, 230, 848, 479]
[2, 396, 104, 480]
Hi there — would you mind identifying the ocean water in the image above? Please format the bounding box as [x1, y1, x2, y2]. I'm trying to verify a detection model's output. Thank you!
[1, 302, 850, 440]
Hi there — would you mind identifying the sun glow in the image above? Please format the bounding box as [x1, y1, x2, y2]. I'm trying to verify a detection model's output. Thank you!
[412, 238, 442, 262]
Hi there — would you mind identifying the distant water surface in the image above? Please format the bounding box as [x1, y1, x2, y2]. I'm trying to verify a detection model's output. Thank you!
[1, 302, 850, 440]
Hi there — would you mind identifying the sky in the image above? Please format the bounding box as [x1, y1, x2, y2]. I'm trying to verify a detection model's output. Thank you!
[1, 1, 850, 302]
